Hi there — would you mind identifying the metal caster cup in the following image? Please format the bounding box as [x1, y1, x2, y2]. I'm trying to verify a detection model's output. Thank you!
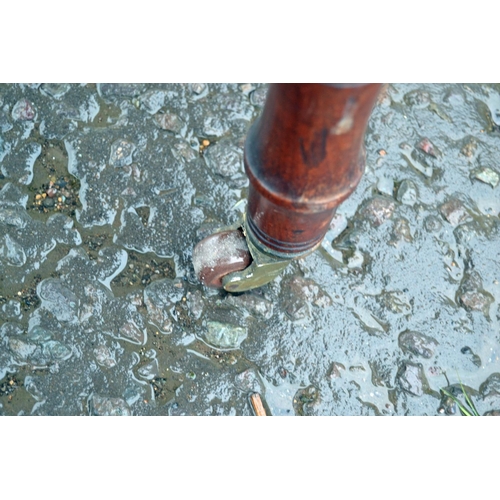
[192, 214, 311, 293]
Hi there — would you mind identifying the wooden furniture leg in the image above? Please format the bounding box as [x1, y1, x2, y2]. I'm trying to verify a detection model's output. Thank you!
[193, 83, 382, 292]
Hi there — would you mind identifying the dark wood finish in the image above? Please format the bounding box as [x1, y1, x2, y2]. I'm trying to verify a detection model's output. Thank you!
[245, 83, 382, 256]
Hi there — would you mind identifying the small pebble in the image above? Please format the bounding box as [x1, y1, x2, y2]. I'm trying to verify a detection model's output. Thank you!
[190, 83, 207, 95]
[404, 90, 431, 108]
[377, 176, 394, 197]
[472, 167, 499, 188]
[397, 180, 418, 206]
[154, 112, 183, 133]
[391, 218, 413, 243]
[240, 83, 254, 94]
[396, 362, 427, 396]
[461, 139, 477, 158]
[327, 362, 345, 379]
[250, 87, 268, 108]
[440, 199, 471, 226]
[12, 99, 36, 121]
[43, 197, 55, 208]
[109, 139, 135, 168]
[418, 138, 439, 158]
[361, 196, 395, 226]
[399, 331, 438, 359]
[424, 215, 442, 232]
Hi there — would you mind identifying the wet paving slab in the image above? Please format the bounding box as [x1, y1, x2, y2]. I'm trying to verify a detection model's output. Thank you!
[1, 83, 499, 415]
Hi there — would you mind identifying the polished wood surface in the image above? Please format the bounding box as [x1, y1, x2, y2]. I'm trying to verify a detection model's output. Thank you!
[245, 83, 382, 256]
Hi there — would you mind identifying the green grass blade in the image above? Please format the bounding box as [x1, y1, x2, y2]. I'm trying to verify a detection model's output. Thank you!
[459, 381, 480, 416]
[440, 388, 473, 416]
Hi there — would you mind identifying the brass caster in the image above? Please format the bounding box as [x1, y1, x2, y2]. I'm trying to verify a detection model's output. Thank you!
[192, 215, 308, 293]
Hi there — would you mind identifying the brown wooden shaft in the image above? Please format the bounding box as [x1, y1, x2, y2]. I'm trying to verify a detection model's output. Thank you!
[245, 83, 382, 256]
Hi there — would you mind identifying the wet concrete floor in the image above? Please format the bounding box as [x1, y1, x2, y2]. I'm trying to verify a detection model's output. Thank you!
[1, 83, 499, 415]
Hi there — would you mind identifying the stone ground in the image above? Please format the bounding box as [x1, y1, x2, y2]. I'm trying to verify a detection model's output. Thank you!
[0, 83, 499, 416]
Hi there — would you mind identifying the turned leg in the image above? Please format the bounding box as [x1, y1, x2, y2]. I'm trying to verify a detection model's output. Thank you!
[193, 83, 382, 292]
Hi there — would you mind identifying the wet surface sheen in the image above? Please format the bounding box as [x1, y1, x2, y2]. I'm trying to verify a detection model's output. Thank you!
[1, 83, 499, 415]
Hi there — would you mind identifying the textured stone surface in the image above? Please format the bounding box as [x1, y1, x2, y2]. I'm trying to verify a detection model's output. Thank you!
[1, 83, 499, 416]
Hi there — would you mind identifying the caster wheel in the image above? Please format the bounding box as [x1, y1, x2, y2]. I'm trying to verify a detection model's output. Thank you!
[192, 229, 252, 288]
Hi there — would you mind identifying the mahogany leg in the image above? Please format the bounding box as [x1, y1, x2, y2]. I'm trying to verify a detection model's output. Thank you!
[193, 83, 382, 291]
